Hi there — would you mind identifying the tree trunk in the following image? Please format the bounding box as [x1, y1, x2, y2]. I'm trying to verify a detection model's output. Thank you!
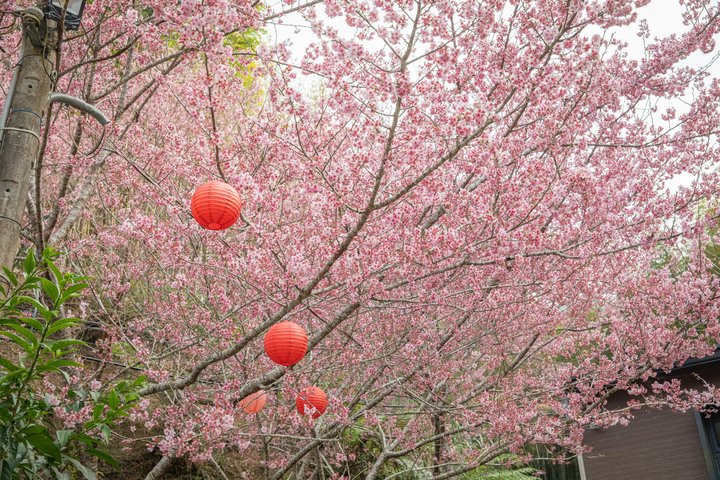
[432, 411, 446, 477]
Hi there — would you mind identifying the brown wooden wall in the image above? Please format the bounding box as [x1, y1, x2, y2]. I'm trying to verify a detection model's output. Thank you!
[583, 407, 709, 480]
[583, 363, 720, 480]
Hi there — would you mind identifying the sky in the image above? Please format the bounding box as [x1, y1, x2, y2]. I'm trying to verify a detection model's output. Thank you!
[265, 1, 720, 64]
[264, 0, 720, 98]
[263, 0, 720, 190]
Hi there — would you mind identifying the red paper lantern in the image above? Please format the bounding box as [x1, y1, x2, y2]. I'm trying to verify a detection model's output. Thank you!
[190, 181, 242, 230]
[239, 390, 267, 414]
[264, 322, 308, 366]
[296, 387, 327, 419]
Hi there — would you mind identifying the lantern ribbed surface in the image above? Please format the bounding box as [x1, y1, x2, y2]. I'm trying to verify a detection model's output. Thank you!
[190, 181, 242, 230]
[264, 322, 308, 366]
[239, 390, 267, 414]
[296, 387, 327, 419]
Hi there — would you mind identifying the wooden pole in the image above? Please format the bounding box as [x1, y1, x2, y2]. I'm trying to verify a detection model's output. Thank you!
[0, 11, 57, 285]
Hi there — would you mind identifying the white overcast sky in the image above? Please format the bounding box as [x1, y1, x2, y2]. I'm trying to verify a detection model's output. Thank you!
[264, 1, 720, 189]
[266, 1, 720, 69]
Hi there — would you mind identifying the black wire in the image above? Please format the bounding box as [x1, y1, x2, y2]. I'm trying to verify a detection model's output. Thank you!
[0, 215, 22, 227]
[15, 53, 42, 67]
[83, 122, 106, 157]
[42, 26, 58, 89]
[16, 53, 55, 83]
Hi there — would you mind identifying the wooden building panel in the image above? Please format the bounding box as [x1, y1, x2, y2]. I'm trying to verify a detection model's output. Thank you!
[583, 406, 709, 480]
[580, 356, 720, 480]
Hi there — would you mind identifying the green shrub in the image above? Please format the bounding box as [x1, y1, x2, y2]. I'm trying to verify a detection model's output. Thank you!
[0, 248, 144, 480]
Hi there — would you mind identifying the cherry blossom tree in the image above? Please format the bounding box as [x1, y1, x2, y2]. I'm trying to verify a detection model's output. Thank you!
[2, 0, 720, 478]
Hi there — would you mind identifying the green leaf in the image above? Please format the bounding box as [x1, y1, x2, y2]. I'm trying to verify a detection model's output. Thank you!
[22, 424, 45, 436]
[14, 296, 47, 314]
[0, 355, 19, 372]
[108, 390, 120, 410]
[86, 448, 119, 469]
[0, 331, 33, 354]
[10, 441, 26, 468]
[21, 316, 43, 332]
[130, 374, 147, 388]
[26, 433, 62, 462]
[73, 389, 88, 401]
[0, 459, 12, 480]
[1, 267, 17, 287]
[50, 466, 71, 480]
[99, 424, 111, 444]
[8, 324, 38, 345]
[40, 279, 59, 303]
[48, 263, 63, 289]
[55, 348, 80, 358]
[0, 320, 20, 331]
[46, 359, 83, 369]
[23, 254, 36, 275]
[59, 283, 88, 303]
[0, 369, 26, 384]
[41, 393, 54, 409]
[93, 404, 104, 421]
[37, 359, 84, 374]
[40, 309, 57, 323]
[46, 318, 82, 336]
[56, 430, 71, 447]
[46, 338, 86, 353]
[72, 433, 95, 447]
[66, 457, 98, 480]
[58, 369, 73, 385]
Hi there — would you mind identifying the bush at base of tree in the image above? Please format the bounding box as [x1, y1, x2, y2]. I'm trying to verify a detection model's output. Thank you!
[0, 249, 144, 480]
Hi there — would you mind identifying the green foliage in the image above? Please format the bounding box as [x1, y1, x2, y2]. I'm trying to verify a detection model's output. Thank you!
[460, 451, 579, 479]
[224, 28, 262, 54]
[451, 453, 538, 480]
[462, 464, 537, 479]
[0, 249, 145, 479]
[340, 423, 387, 474]
[526, 445, 582, 480]
[705, 243, 720, 277]
[648, 242, 695, 281]
[224, 28, 263, 87]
